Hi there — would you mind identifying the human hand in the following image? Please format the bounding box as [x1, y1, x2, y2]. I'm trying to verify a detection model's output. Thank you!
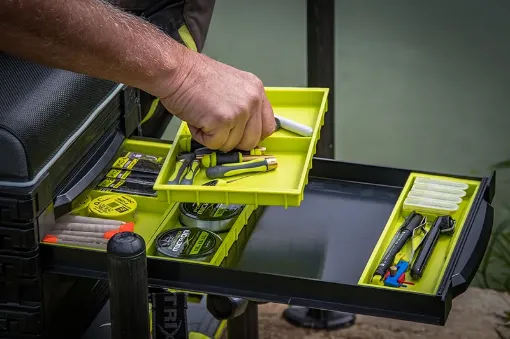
[158, 50, 276, 152]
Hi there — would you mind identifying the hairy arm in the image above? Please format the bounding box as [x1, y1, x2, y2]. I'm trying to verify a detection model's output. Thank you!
[0, 0, 276, 151]
[0, 0, 191, 98]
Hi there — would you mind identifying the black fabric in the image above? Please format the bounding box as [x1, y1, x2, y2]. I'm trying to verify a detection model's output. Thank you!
[0, 53, 117, 183]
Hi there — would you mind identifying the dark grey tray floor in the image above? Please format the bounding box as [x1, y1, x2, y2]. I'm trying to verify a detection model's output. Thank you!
[235, 178, 401, 285]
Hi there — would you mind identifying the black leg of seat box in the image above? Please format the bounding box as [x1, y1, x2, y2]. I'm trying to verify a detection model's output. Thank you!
[107, 232, 150, 339]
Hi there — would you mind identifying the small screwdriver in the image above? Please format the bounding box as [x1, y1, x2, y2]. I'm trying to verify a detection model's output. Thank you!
[200, 152, 271, 168]
[180, 158, 201, 185]
[167, 153, 195, 185]
[205, 157, 278, 179]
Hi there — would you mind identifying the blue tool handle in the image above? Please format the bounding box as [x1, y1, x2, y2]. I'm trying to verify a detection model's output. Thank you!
[384, 260, 409, 288]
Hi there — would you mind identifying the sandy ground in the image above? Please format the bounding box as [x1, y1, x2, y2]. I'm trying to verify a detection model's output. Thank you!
[255, 288, 510, 339]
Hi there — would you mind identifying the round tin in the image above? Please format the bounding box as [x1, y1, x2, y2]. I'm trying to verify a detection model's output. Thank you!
[88, 194, 138, 222]
[179, 202, 244, 233]
[156, 227, 222, 261]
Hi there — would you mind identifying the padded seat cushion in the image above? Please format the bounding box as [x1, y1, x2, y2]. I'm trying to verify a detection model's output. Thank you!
[0, 53, 117, 183]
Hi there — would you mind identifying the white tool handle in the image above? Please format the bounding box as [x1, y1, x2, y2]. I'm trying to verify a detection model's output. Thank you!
[275, 115, 313, 137]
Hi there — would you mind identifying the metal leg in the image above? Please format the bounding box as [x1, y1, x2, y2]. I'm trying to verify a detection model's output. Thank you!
[307, 0, 335, 159]
[227, 302, 259, 339]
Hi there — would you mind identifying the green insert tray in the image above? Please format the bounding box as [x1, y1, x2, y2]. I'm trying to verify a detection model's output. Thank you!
[153, 87, 329, 208]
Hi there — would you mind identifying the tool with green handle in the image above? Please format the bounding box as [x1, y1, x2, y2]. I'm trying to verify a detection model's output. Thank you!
[167, 153, 195, 185]
[205, 157, 278, 179]
[200, 152, 271, 168]
[180, 158, 201, 185]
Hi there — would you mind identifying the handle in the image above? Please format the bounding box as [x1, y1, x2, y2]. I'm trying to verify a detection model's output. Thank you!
[451, 200, 494, 298]
[410, 222, 441, 280]
[206, 158, 272, 179]
[54, 130, 124, 212]
[181, 159, 201, 185]
[167, 160, 188, 185]
[167, 153, 195, 185]
[201, 152, 242, 168]
[373, 213, 423, 277]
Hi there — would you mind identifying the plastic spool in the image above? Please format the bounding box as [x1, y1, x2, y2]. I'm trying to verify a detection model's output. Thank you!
[179, 202, 244, 233]
[89, 194, 138, 222]
[70, 195, 91, 216]
[155, 227, 222, 262]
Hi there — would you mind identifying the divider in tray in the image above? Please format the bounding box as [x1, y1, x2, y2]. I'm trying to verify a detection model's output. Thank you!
[358, 172, 482, 295]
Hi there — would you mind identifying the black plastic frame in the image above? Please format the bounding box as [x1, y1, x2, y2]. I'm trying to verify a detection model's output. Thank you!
[308, 0, 335, 159]
[39, 158, 495, 326]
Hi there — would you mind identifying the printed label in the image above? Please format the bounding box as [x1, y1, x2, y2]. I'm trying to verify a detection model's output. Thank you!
[157, 228, 217, 258]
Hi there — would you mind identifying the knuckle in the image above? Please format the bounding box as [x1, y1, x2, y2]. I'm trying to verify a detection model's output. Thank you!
[218, 114, 235, 128]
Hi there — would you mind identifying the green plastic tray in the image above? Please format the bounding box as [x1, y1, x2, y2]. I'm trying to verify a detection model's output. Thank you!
[153, 87, 329, 207]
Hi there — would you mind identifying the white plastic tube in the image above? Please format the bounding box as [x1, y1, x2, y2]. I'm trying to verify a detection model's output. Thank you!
[274, 115, 313, 137]
[414, 177, 469, 191]
[407, 189, 463, 204]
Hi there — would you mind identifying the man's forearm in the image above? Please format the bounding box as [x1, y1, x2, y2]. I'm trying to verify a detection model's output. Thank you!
[0, 0, 189, 97]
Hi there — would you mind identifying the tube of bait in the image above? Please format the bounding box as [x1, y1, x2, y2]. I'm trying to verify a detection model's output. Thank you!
[43, 235, 107, 249]
[56, 215, 124, 226]
[44, 234, 109, 244]
[53, 222, 134, 233]
[274, 115, 313, 137]
[50, 229, 119, 239]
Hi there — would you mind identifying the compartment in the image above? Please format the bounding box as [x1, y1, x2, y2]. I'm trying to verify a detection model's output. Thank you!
[40, 138, 174, 252]
[0, 276, 41, 304]
[153, 87, 329, 208]
[0, 249, 39, 279]
[145, 201, 256, 266]
[358, 172, 481, 295]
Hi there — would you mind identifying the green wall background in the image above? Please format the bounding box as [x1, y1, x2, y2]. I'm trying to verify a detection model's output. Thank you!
[165, 0, 510, 228]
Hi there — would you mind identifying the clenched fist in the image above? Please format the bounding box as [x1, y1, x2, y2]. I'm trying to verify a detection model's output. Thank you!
[158, 50, 276, 152]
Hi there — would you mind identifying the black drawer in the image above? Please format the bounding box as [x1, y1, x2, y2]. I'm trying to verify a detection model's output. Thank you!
[0, 249, 39, 279]
[0, 304, 42, 338]
[40, 158, 494, 326]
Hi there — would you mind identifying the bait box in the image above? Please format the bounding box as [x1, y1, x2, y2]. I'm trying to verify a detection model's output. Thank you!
[153, 87, 330, 208]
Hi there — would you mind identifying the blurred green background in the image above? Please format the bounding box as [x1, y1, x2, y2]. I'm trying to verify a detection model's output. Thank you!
[164, 0, 510, 291]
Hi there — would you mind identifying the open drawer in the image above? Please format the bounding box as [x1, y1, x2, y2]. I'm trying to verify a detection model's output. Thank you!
[40, 157, 495, 326]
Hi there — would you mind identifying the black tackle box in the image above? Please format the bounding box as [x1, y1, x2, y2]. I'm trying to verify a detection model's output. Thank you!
[0, 50, 168, 338]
